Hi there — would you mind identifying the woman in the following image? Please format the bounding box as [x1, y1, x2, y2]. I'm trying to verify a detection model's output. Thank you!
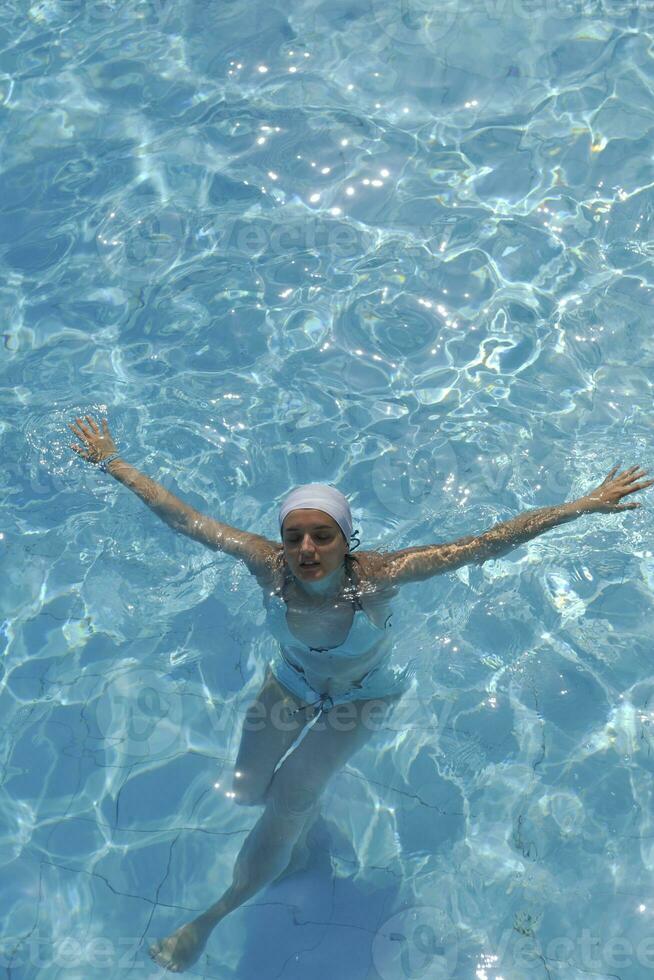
[69, 414, 652, 973]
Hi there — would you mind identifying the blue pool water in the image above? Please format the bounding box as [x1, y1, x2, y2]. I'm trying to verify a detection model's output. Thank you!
[2, 0, 654, 977]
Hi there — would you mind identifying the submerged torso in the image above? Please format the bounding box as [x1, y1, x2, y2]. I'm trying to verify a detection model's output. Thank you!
[262, 557, 396, 699]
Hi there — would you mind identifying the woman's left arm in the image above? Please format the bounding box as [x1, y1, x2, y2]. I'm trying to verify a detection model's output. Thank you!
[377, 465, 654, 586]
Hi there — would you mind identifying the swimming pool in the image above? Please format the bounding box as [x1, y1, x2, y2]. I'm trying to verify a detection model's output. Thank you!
[2, 0, 654, 976]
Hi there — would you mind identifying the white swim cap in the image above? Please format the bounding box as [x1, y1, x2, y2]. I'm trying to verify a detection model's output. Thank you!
[279, 483, 353, 543]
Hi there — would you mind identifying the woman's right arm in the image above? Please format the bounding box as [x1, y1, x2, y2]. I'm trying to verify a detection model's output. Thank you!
[69, 415, 280, 580]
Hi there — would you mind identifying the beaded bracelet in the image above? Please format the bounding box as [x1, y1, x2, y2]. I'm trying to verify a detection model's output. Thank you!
[98, 452, 122, 472]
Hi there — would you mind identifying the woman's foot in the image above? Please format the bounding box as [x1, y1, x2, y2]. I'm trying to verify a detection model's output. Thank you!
[149, 917, 212, 973]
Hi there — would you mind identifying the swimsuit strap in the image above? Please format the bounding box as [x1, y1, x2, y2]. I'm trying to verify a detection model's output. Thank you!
[345, 556, 365, 612]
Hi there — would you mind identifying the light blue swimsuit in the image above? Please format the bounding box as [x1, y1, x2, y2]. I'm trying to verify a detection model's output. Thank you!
[264, 563, 415, 710]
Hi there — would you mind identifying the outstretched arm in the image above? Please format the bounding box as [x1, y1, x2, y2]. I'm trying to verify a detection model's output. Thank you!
[375, 464, 653, 586]
[69, 415, 279, 579]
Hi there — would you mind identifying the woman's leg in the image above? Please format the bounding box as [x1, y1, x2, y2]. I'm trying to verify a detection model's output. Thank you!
[232, 666, 320, 876]
[230, 664, 306, 806]
[149, 694, 397, 973]
[148, 665, 305, 973]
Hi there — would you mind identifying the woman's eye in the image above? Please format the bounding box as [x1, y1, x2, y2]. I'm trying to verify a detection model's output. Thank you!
[284, 533, 331, 543]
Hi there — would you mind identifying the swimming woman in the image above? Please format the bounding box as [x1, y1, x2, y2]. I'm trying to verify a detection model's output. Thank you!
[69, 414, 652, 973]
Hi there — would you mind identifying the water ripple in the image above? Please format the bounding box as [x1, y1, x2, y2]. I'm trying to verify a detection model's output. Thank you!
[3, 0, 654, 976]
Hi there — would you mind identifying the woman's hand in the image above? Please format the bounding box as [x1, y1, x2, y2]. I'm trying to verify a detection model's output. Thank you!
[580, 465, 654, 514]
[69, 415, 118, 464]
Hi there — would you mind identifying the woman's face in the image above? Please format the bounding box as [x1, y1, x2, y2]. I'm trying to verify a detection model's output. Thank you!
[281, 509, 348, 582]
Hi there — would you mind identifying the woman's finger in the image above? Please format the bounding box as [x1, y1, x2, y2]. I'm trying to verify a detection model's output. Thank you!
[86, 415, 99, 434]
[626, 471, 650, 485]
[102, 418, 110, 434]
[75, 417, 92, 439]
[68, 421, 86, 441]
[620, 480, 654, 496]
[602, 465, 620, 484]
[70, 443, 88, 458]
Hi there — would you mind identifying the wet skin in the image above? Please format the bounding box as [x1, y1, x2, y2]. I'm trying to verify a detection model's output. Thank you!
[280, 508, 349, 590]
